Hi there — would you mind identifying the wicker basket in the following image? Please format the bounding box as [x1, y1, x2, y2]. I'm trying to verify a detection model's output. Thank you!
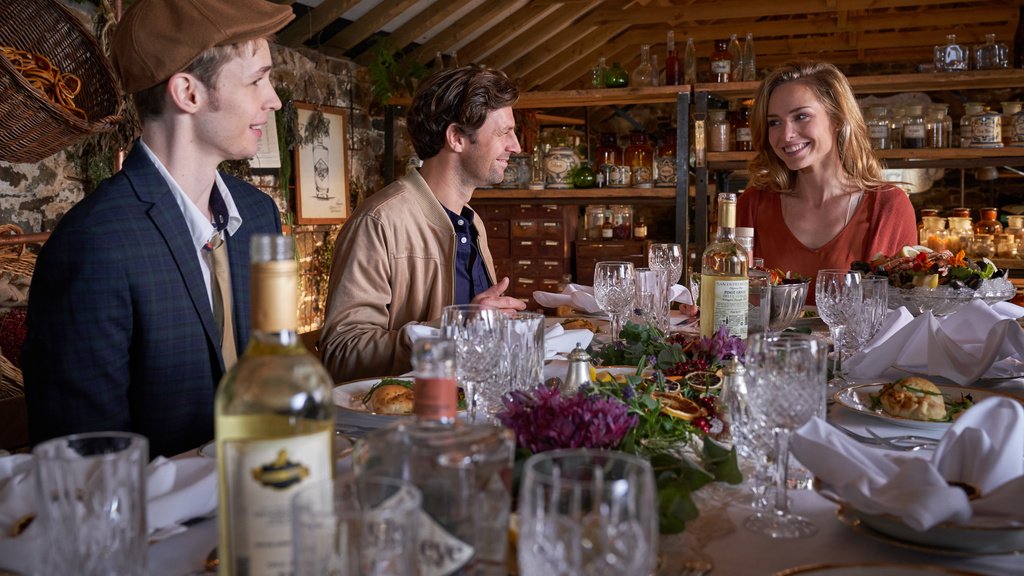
[0, 224, 37, 280]
[0, 0, 123, 164]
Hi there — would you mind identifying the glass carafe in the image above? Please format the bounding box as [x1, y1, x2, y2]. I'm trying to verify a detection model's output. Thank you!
[934, 34, 967, 71]
[974, 33, 1009, 70]
[631, 44, 655, 87]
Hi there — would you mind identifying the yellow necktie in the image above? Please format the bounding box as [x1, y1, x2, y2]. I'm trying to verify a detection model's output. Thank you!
[207, 233, 237, 369]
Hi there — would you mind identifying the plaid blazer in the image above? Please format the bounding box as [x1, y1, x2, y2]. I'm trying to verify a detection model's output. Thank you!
[23, 144, 281, 458]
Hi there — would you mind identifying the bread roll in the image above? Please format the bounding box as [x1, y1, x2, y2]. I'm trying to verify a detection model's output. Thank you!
[367, 383, 414, 414]
[877, 377, 947, 421]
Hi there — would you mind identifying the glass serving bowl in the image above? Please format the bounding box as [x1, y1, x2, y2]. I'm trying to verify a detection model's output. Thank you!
[887, 276, 1016, 316]
[769, 281, 810, 332]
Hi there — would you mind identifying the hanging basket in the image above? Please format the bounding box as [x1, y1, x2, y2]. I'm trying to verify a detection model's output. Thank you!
[0, 0, 123, 164]
[0, 224, 37, 281]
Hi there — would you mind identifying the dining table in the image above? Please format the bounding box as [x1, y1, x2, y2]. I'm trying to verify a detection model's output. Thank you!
[146, 312, 1024, 576]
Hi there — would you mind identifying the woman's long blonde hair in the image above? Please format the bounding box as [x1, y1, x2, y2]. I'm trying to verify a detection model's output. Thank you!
[746, 60, 887, 193]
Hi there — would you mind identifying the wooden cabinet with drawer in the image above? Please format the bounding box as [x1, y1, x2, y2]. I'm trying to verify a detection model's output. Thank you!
[575, 240, 650, 286]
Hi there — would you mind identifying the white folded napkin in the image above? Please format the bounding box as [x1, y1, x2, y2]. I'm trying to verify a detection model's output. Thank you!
[791, 396, 1024, 531]
[145, 456, 218, 540]
[0, 454, 39, 575]
[543, 323, 594, 360]
[533, 283, 693, 314]
[846, 300, 1024, 385]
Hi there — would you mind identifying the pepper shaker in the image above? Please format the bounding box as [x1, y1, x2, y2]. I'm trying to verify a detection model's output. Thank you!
[561, 343, 593, 395]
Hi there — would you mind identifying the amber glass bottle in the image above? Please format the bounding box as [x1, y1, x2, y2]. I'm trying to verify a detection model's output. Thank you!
[734, 106, 752, 151]
[624, 130, 654, 188]
[974, 207, 1004, 236]
[710, 39, 732, 82]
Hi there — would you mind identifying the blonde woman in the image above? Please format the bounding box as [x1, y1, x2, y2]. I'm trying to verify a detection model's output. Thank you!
[737, 61, 916, 302]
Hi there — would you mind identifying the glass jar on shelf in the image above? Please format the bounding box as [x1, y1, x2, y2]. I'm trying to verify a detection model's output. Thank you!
[609, 204, 633, 240]
[708, 109, 731, 152]
[655, 130, 677, 188]
[975, 207, 1003, 236]
[584, 204, 607, 240]
[918, 207, 939, 243]
[996, 233, 1018, 258]
[605, 61, 629, 87]
[1001, 102, 1022, 147]
[925, 104, 949, 148]
[733, 105, 752, 151]
[590, 57, 608, 88]
[624, 130, 654, 188]
[710, 39, 732, 82]
[1006, 215, 1024, 253]
[866, 105, 890, 149]
[889, 106, 905, 149]
[901, 105, 926, 149]
[631, 44, 655, 88]
[960, 102, 985, 148]
[970, 107, 1003, 148]
[921, 216, 949, 252]
[947, 216, 974, 254]
[969, 234, 996, 259]
[1012, 109, 1024, 147]
[934, 34, 968, 71]
[572, 160, 597, 189]
[973, 33, 1009, 70]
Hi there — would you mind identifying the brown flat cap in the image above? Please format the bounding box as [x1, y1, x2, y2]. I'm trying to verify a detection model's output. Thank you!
[112, 0, 295, 93]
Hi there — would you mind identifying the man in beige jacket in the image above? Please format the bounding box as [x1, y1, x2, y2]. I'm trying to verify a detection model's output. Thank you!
[320, 66, 526, 382]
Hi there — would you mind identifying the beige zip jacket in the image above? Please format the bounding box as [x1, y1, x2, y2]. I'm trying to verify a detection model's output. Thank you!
[319, 170, 496, 382]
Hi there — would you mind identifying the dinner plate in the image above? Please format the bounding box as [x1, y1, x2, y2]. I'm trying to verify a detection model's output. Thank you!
[832, 382, 1017, 431]
[775, 563, 986, 576]
[333, 378, 409, 426]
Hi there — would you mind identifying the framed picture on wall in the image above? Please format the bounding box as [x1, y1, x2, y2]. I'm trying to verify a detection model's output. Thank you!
[294, 102, 350, 224]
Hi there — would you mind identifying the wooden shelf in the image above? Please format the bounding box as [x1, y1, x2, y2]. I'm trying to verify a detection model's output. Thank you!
[706, 148, 1024, 171]
[694, 70, 1024, 99]
[473, 187, 678, 202]
[389, 84, 692, 109]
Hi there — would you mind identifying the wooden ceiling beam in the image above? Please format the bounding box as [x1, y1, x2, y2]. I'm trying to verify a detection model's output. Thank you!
[321, 0, 424, 54]
[517, 23, 632, 91]
[276, 0, 363, 47]
[404, 1, 513, 65]
[353, 0, 479, 66]
[457, 3, 565, 67]
[488, 1, 605, 71]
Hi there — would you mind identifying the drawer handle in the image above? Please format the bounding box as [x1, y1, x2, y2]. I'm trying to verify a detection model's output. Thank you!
[518, 278, 535, 285]
[517, 260, 533, 265]
[542, 222, 559, 228]
[543, 260, 559, 266]
[543, 240, 559, 246]
[520, 241, 534, 246]
[517, 221, 536, 228]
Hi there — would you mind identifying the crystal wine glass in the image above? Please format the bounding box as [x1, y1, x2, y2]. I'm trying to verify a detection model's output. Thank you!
[850, 276, 889, 353]
[518, 449, 658, 576]
[742, 332, 828, 539]
[440, 304, 507, 423]
[633, 267, 669, 334]
[814, 270, 862, 394]
[593, 261, 636, 341]
[648, 242, 686, 304]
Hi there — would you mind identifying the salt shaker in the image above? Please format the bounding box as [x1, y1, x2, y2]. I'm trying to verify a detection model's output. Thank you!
[561, 343, 593, 395]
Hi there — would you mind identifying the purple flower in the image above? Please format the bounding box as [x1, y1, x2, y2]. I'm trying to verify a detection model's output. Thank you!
[692, 325, 745, 364]
[497, 385, 637, 454]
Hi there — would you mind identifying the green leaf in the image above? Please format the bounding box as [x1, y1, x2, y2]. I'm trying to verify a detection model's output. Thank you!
[702, 438, 743, 484]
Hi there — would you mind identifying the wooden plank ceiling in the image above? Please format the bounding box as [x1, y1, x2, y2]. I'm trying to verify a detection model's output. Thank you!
[272, 0, 1022, 95]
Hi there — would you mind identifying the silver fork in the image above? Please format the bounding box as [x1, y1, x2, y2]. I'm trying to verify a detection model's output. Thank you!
[831, 423, 939, 451]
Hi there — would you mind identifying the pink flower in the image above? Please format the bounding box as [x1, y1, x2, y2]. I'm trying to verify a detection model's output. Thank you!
[498, 385, 637, 454]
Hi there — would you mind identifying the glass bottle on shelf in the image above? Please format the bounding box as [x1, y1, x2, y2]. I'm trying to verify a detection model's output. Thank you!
[602, 209, 614, 239]
[974, 33, 1009, 70]
[960, 102, 985, 148]
[585, 204, 607, 240]
[922, 216, 949, 252]
[700, 192, 748, 338]
[741, 32, 756, 81]
[969, 234, 995, 259]
[947, 216, 973, 254]
[609, 204, 633, 239]
[925, 104, 949, 148]
[727, 34, 742, 82]
[996, 233, 1018, 258]
[889, 106, 905, 149]
[572, 160, 597, 188]
[866, 105, 890, 149]
[605, 61, 629, 87]
[1006, 215, 1024, 252]
[665, 30, 680, 86]
[633, 215, 648, 240]
[917, 207, 939, 244]
[624, 130, 654, 188]
[655, 129, 677, 188]
[651, 54, 660, 87]
[1013, 108, 1024, 147]
[970, 107, 1003, 148]
[901, 105, 926, 149]
[975, 207, 1003, 236]
[1001, 101, 1022, 146]
[710, 39, 732, 82]
[631, 44, 655, 87]
[595, 132, 623, 179]
[590, 57, 608, 88]
[734, 105, 752, 151]
[684, 37, 697, 84]
[708, 109, 731, 152]
[934, 34, 967, 71]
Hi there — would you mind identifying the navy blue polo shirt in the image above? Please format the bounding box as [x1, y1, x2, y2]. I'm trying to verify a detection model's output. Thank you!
[443, 205, 491, 304]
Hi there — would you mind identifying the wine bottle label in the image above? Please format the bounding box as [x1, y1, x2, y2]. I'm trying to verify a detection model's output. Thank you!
[417, 509, 475, 576]
[710, 278, 749, 338]
[711, 59, 731, 74]
[222, 429, 332, 575]
[736, 127, 752, 142]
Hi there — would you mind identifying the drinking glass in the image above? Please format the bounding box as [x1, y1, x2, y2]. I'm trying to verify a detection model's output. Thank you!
[518, 449, 658, 575]
[33, 432, 149, 576]
[850, 276, 890, 352]
[648, 242, 687, 307]
[815, 269, 862, 393]
[504, 311, 545, 392]
[634, 267, 670, 334]
[593, 261, 635, 341]
[742, 333, 828, 538]
[440, 304, 507, 423]
[292, 474, 421, 576]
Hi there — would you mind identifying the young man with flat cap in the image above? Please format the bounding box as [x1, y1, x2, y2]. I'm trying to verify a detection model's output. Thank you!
[319, 66, 527, 383]
[23, 0, 293, 458]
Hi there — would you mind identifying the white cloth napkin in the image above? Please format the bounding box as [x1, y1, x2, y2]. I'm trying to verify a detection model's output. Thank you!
[533, 283, 693, 314]
[846, 300, 1024, 385]
[406, 323, 592, 360]
[791, 396, 1024, 531]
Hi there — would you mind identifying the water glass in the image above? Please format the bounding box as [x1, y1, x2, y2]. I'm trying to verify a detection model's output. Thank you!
[593, 261, 635, 341]
[33, 432, 148, 576]
[504, 311, 545, 392]
[518, 449, 658, 575]
[634, 267, 670, 334]
[648, 242, 687, 309]
[815, 269, 862, 392]
[441, 304, 507, 423]
[747, 268, 771, 335]
[742, 333, 828, 538]
[292, 474, 421, 576]
[851, 276, 890, 352]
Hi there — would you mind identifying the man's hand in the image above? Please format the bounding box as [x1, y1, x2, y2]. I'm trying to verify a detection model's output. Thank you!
[471, 277, 527, 314]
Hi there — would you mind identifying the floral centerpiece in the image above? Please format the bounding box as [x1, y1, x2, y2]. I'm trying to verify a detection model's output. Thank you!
[497, 322, 744, 534]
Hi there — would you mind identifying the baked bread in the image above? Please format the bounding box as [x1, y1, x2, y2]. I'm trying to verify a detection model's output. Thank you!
[366, 383, 414, 414]
[561, 318, 597, 332]
[877, 377, 947, 421]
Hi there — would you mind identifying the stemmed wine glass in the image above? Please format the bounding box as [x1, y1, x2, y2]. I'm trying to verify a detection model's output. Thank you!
[440, 304, 507, 423]
[593, 261, 635, 341]
[815, 269, 862, 394]
[742, 332, 828, 539]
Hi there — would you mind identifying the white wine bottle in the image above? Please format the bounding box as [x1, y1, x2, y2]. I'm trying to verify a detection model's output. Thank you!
[700, 192, 749, 338]
[215, 234, 335, 575]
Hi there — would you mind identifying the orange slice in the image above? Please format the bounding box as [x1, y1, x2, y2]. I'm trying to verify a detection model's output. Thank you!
[652, 391, 703, 421]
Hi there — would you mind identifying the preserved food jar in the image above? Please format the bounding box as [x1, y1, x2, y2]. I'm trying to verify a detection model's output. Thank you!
[947, 216, 973, 254]
[866, 105, 890, 149]
[996, 233, 1018, 258]
[655, 130, 677, 188]
[918, 207, 939, 243]
[1006, 215, 1024, 253]
[595, 132, 623, 172]
[975, 207, 1003, 236]
[934, 34, 967, 71]
[624, 130, 654, 188]
[543, 145, 580, 189]
[708, 109, 731, 152]
[926, 104, 949, 148]
[584, 204, 607, 240]
[901, 105, 926, 149]
[974, 33, 1009, 70]
[921, 217, 949, 252]
[710, 39, 732, 82]
[734, 105, 752, 151]
[1001, 102, 1022, 146]
[889, 106, 905, 149]
[969, 234, 995, 259]
[609, 204, 633, 239]
[960, 102, 985, 148]
[1012, 109, 1024, 147]
[970, 108, 1003, 148]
